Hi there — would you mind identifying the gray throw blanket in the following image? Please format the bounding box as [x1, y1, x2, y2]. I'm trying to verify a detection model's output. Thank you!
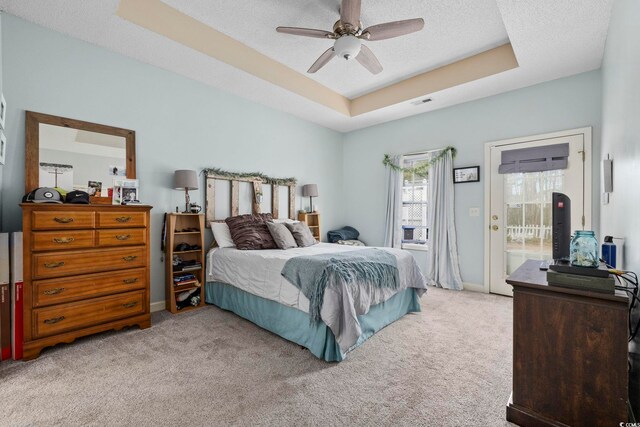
[327, 226, 360, 243]
[281, 248, 400, 323]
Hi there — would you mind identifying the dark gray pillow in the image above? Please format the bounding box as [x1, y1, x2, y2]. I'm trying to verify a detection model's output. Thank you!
[285, 222, 318, 247]
[266, 221, 298, 250]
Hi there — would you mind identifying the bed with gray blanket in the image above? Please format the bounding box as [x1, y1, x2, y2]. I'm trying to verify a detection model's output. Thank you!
[206, 243, 427, 361]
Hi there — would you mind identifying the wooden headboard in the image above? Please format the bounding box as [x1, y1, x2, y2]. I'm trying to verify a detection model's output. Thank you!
[204, 169, 296, 225]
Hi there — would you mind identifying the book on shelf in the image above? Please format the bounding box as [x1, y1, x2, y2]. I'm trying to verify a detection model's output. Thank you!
[10, 232, 23, 360]
[0, 233, 10, 361]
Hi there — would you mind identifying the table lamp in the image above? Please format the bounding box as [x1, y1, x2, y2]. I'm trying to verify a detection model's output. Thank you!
[174, 170, 198, 213]
[302, 184, 318, 212]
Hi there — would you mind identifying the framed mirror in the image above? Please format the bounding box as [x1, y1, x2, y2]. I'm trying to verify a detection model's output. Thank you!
[25, 111, 136, 199]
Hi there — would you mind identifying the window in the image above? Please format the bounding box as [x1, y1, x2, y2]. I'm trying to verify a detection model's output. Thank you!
[401, 153, 431, 249]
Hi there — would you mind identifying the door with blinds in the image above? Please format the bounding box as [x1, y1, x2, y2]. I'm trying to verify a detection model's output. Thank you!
[488, 132, 589, 296]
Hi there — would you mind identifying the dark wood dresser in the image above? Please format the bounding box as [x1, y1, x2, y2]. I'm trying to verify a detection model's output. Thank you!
[21, 203, 152, 360]
[506, 259, 629, 426]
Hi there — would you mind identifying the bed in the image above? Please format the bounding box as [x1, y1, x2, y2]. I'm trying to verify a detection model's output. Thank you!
[205, 242, 427, 362]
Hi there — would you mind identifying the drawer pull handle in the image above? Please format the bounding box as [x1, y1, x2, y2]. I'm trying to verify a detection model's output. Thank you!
[123, 278, 139, 284]
[43, 287, 65, 295]
[116, 234, 131, 241]
[53, 217, 74, 224]
[53, 237, 75, 244]
[122, 256, 137, 262]
[44, 316, 65, 325]
[44, 261, 65, 269]
[122, 302, 138, 308]
[116, 216, 132, 223]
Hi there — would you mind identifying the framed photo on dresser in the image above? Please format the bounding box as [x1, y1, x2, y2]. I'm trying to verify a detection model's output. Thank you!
[112, 178, 139, 205]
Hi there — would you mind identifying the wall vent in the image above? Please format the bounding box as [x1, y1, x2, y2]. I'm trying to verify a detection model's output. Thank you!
[410, 98, 432, 106]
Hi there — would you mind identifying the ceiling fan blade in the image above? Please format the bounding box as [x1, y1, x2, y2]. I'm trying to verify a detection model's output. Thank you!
[356, 45, 383, 75]
[340, 0, 361, 28]
[308, 48, 336, 73]
[276, 27, 335, 39]
[361, 18, 425, 41]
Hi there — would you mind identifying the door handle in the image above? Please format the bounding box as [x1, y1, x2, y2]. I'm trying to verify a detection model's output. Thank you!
[491, 225, 499, 231]
[123, 278, 139, 284]
[43, 287, 65, 295]
[122, 256, 137, 262]
[492, 215, 498, 221]
[122, 302, 138, 308]
[115, 234, 131, 241]
[116, 216, 132, 223]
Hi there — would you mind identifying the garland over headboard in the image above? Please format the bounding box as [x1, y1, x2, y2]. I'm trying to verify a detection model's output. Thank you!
[203, 168, 297, 225]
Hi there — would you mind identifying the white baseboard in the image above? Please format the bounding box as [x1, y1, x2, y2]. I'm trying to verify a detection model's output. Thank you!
[463, 282, 487, 293]
[150, 301, 166, 313]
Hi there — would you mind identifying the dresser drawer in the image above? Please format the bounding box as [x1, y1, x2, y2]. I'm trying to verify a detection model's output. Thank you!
[32, 230, 95, 251]
[32, 211, 95, 230]
[33, 246, 146, 279]
[33, 268, 146, 307]
[96, 228, 146, 247]
[33, 290, 145, 338]
[97, 211, 146, 228]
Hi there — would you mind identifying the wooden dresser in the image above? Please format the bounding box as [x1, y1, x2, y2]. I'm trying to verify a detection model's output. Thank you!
[21, 203, 152, 360]
[506, 260, 629, 426]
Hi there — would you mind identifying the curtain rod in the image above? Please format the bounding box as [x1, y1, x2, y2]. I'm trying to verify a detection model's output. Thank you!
[403, 148, 442, 156]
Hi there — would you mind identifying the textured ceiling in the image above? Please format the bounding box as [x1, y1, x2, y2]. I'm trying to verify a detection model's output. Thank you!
[161, 0, 510, 99]
[0, 0, 614, 132]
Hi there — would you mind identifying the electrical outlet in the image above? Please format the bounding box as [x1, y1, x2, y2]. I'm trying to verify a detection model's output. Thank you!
[469, 207, 480, 217]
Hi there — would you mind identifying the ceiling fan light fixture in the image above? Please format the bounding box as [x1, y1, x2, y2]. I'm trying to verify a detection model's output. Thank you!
[334, 35, 361, 60]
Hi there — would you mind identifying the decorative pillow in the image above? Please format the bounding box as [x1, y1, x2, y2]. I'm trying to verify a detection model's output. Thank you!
[210, 222, 235, 248]
[225, 214, 277, 250]
[266, 221, 298, 250]
[285, 222, 318, 247]
[272, 218, 299, 224]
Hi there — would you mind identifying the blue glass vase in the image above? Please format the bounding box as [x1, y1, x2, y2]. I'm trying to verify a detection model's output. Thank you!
[570, 230, 599, 268]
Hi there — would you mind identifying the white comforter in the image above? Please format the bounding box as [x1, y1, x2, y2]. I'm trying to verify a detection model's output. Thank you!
[207, 243, 427, 351]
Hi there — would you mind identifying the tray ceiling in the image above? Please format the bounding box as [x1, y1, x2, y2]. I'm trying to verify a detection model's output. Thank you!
[0, 0, 614, 132]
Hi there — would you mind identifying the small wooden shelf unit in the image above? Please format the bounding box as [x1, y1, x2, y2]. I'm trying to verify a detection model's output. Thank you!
[298, 212, 321, 241]
[164, 213, 206, 314]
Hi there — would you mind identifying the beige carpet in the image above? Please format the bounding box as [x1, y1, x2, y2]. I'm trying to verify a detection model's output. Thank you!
[0, 287, 513, 426]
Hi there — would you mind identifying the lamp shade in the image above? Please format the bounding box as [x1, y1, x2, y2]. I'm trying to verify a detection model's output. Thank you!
[302, 184, 318, 197]
[174, 170, 198, 190]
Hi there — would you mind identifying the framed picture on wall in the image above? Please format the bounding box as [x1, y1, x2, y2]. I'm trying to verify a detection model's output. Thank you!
[0, 94, 6, 129]
[453, 166, 480, 184]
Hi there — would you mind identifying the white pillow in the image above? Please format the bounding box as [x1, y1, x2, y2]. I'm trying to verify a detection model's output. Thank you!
[210, 222, 235, 248]
[273, 218, 299, 224]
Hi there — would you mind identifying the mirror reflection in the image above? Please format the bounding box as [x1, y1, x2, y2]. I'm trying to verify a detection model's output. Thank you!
[38, 123, 127, 196]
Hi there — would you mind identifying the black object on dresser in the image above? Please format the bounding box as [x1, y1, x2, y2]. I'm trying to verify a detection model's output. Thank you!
[506, 259, 630, 426]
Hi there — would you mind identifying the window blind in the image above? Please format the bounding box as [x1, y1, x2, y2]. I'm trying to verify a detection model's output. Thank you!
[498, 143, 569, 174]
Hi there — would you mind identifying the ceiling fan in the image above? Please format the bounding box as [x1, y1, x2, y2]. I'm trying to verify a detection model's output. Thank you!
[276, 0, 424, 75]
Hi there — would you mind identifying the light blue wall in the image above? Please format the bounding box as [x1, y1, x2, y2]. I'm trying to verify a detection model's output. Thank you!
[343, 71, 603, 286]
[0, 15, 344, 303]
[0, 14, 4, 231]
[601, 0, 640, 273]
[600, 0, 640, 354]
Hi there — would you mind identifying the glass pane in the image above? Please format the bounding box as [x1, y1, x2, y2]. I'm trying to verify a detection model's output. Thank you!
[503, 170, 565, 274]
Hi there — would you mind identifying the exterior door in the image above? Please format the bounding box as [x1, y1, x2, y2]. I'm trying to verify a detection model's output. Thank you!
[488, 134, 588, 296]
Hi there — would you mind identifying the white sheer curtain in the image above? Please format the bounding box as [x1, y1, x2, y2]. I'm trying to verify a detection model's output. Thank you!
[426, 150, 464, 290]
[383, 155, 403, 248]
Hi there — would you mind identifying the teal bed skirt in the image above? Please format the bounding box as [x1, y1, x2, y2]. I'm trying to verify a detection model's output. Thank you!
[205, 281, 421, 362]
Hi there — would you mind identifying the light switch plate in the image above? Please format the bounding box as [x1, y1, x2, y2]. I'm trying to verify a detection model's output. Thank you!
[469, 207, 480, 217]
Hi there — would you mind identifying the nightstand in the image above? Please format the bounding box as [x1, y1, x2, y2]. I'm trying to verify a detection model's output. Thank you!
[297, 212, 321, 241]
